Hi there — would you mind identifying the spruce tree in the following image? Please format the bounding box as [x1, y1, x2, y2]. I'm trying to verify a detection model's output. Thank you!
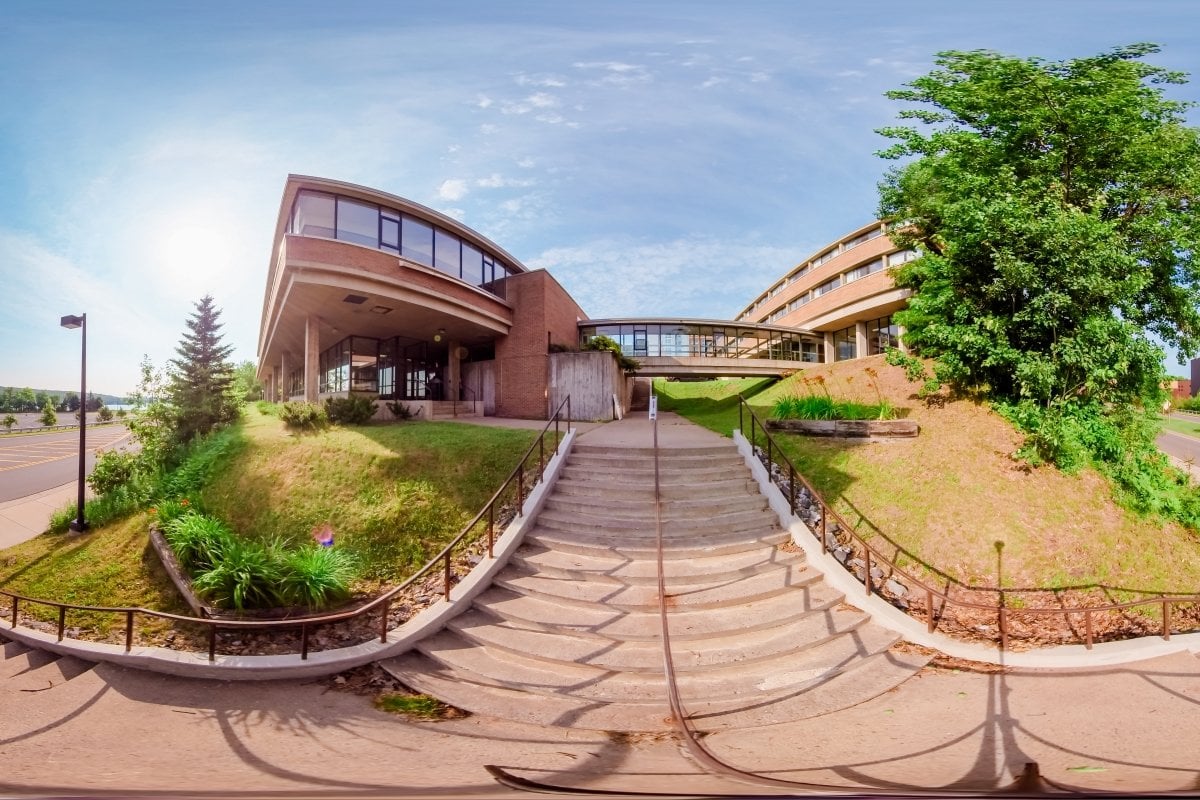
[169, 295, 239, 443]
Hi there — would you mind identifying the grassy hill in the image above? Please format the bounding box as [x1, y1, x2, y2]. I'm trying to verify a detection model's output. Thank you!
[657, 357, 1200, 600]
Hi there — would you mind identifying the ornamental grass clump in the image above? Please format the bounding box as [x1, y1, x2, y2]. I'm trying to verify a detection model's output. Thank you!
[191, 536, 287, 611]
[280, 546, 357, 608]
[163, 511, 234, 572]
[773, 374, 895, 421]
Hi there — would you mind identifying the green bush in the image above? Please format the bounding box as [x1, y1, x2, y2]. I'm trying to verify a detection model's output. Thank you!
[280, 546, 357, 608]
[97, 405, 114, 422]
[772, 395, 894, 421]
[87, 450, 141, 496]
[280, 401, 328, 430]
[583, 335, 640, 373]
[155, 426, 241, 499]
[163, 511, 235, 572]
[191, 537, 286, 611]
[255, 400, 278, 417]
[324, 395, 377, 425]
[1177, 396, 1200, 413]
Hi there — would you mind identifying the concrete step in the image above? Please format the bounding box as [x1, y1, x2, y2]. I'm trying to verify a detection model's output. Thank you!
[559, 464, 744, 484]
[413, 623, 900, 706]
[565, 452, 744, 471]
[525, 525, 790, 560]
[472, 583, 845, 642]
[382, 651, 673, 731]
[448, 605, 870, 673]
[683, 647, 931, 730]
[384, 644, 927, 733]
[572, 444, 737, 459]
[495, 561, 823, 612]
[510, 542, 805, 585]
[533, 507, 782, 538]
[551, 476, 761, 501]
[543, 493, 767, 519]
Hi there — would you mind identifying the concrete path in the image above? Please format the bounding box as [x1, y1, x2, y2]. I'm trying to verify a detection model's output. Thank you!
[0, 481, 85, 548]
[3, 643, 1199, 796]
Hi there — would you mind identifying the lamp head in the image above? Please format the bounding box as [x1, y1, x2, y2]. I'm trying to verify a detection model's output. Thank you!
[60, 314, 84, 329]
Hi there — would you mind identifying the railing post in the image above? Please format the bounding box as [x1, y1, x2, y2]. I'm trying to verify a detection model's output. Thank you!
[820, 501, 827, 551]
[998, 607, 1008, 650]
[1084, 609, 1094, 650]
[738, 397, 743, 434]
[926, 589, 936, 633]
[208, 626, 217, 662]
[1163, 600, 1171, 641]
[380, 598, 390, 644]
[443, 554, 452, 601]
[300, 624, 310, 660]
[567, 396, 571, 426]
[539, 435, 545, 483]
[864, 550, 872, 595]
[517, 464, 525, 516]
[788, 464, 796, 516]
[57, 606, 66, 641]
[125, 611, 134, 652]
[10, 595, 16, 628]
[488, 504, 495, 559]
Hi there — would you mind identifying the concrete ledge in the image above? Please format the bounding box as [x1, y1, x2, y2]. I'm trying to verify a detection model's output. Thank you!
[1, 429, 578, 680]
[734, 429, 1200, 668]
[765, 418, 918, 438]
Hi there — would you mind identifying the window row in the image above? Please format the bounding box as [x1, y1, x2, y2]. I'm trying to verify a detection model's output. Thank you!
[579, 323, 820, 362]
[317, 335, 450, 401]
[757, 249, 918, 324]
[291, 190, 518, 299]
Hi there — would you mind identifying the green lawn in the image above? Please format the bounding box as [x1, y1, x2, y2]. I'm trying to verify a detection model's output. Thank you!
[1160, 416, 1200, 440]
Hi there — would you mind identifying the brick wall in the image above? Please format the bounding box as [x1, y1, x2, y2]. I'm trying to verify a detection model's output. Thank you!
[494, 270, 587, 418]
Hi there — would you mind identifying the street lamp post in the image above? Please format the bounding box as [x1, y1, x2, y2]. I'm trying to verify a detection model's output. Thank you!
[60, 313, 87, 533]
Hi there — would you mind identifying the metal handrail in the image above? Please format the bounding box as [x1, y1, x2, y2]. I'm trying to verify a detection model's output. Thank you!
[1, 396, 573, 662]
[737, 396, 1200, 650]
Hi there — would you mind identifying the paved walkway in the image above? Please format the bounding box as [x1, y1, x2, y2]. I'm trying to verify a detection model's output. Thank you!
[0, 481, 84, 548]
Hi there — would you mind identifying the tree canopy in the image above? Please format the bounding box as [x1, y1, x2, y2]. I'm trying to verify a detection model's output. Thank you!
[878, 44, 1200, 520]
[169, 295, 239, 443]
[879, 43, 1200, 414]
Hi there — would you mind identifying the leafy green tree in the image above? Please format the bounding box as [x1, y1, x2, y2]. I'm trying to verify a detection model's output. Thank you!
[168, 295, 240, 443]
[878, 44, 1200, 520]
[17, 387, 36, 412]
[2, 414, 16, 432]
[39, 398, 57, 427]
[97, 405, 114, 422]
[129, 355, 177, 466]
[230, 360, 263, 402]
[60, 390, 80, 412]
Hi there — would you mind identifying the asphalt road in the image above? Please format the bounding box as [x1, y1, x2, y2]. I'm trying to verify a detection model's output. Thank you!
[0, 426, 133, 502]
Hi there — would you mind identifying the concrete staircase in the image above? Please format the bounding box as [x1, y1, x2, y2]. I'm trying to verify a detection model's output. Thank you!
[382, 440, 928, 732]
[429, 400, 483, 420]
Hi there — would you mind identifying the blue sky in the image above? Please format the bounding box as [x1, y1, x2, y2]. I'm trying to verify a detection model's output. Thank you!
[1, 1, 1198, 395]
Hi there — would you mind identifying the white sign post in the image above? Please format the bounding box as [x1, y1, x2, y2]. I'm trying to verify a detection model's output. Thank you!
[648, 395, 657, 420]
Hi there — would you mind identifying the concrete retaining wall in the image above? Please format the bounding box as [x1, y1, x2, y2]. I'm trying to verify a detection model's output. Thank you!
[548, 352, 628, 421]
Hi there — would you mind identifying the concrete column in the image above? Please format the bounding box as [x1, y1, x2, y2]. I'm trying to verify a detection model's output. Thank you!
[304, 316, 320, 402]
[823, 331, 835, 364]
[855, 321, 868, 360]
[279, 353, 289, 400]
[448, 339, 462, 402]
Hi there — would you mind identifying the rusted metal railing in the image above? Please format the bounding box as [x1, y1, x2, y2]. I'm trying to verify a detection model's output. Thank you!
[738, 396, 1200, 650]
[1, 396, 573, 661]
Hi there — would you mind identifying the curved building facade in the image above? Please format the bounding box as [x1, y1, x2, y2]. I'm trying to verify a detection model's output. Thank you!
[258, 175, 589, 419]
[735, 221, 915, 362]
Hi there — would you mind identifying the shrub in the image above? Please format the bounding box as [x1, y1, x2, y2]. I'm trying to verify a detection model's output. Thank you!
[583, 335, 640, 373]
[2, 414, 15, 432]
[280, 546, 357, 608]
[280, 401, 328, 430]
[151, 498, 195, 525]
[39, 399, 57, 427]
[1177, 396, 1200, 413]
[87, 450, 141, 496]
[324, 395, 377, 425]
[163, 511, 235, 572]
[387, 400, 415, 420]
[97, 405, 114, 422]
[191, 537, 286, 610]
[255, 400, 278, 417]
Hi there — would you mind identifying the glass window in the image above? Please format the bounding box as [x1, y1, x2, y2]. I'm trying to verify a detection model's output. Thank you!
[379, 338, 397, 399]
[434, 229, 461, 279]
[381, 212, 400, 251]
[401, 216, 433, 267]
[834, 326, 856, 361]
[350, 337, 379, 392]
[813, 249, 837, 266]
[801, 340, 821, 363]
[292, 190, 335, 238]
[888, 249, 919, 266]
[868, 315, 899, 355]
[462, 243, 483, 285]
[336, 197, 379, 247]
[813, 277, 839, 297]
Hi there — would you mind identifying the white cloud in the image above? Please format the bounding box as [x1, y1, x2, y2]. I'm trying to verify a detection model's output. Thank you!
[477, 173, 535, 189]
[516, 73, 567, 88]
[572, 61, 651, 86]
[700, 76, 726, 89]
[438, 178, 469, 200]
[476, 94, 494, 109]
